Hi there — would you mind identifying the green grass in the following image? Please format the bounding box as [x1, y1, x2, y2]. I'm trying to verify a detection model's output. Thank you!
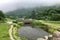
[12, 27, 21, 40]
[39, 20, 60, 29]
[0, 23, 10, 40]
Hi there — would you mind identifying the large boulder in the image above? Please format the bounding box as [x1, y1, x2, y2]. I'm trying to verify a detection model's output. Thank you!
[37, 38, 45, 40]
[53, 30, 60, 40]
[53, 30, 60, 37]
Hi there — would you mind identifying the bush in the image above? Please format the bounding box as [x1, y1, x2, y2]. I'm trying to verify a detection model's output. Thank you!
[13, 24, 17, 27]
[17, 22, 24, 26]
[13, 21, 17, 23]
[48, 28, 55, 33]
[32, 20, 42, 26]
[57, 28, 60, 31]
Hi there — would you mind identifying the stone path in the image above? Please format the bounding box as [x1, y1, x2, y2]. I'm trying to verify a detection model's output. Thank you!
[8, 21, 15, 40]
[9, 25, 15, 40]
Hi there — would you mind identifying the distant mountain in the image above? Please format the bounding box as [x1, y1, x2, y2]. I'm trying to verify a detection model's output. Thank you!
[6, 5, 60, 19]
[6, 8, 33, 18]
[6, 6, 47, 18]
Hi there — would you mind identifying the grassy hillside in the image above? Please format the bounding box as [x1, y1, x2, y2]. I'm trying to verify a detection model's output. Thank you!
[0, 23, 10, 40]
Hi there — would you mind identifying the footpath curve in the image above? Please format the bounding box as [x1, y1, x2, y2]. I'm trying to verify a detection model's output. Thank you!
[9, 25, 15, 40]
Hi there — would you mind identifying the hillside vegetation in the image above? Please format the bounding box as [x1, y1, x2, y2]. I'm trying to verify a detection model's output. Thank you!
[31, 6, 60, 21]
[6, 6, 60, 21]
[6, 6, 48, 19]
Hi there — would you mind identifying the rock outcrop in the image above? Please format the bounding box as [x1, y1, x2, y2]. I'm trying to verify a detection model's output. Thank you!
[53, 30, 60, 40]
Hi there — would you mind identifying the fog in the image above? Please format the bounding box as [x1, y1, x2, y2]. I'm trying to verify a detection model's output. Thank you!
[0, 0, 60, 12]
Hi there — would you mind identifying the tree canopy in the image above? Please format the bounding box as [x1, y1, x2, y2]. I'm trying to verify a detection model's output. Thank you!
[0, 11, 5, 20]
[30, 7, 60, 21]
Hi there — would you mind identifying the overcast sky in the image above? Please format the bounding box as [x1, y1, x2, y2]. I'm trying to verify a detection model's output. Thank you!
[0, 0, 60, 12]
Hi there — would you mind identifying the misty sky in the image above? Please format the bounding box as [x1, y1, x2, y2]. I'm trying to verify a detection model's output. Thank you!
[0, 0, 60, 12]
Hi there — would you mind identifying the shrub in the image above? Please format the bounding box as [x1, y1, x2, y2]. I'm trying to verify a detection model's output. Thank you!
[13, 24, 17, 27]
[48, 28, 55, 33]
[32, 20, 42, 26]
[13, 21, 17, 23]
[17, 22, 24, 26]
[57, 28, 60, 31]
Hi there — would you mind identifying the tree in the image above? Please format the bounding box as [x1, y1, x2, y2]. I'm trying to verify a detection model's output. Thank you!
[31, 10, 36, 19]
[0, 11, 5, 20]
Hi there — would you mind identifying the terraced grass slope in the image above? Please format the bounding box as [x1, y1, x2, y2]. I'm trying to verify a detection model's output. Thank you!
[0, 23, 10, 40]
[40, 20, 60, 29]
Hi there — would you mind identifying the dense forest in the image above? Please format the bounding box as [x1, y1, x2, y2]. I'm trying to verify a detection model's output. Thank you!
[6, 6, 60, 21]
[31, 6, 60, 21]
